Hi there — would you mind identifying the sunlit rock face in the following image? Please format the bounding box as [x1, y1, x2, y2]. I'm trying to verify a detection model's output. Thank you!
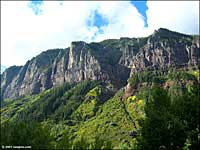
[1, 28, 199, 100]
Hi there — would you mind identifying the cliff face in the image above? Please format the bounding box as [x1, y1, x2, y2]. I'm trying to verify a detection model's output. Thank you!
[1, 28, 199, 100]
[129, 29, 199, 74]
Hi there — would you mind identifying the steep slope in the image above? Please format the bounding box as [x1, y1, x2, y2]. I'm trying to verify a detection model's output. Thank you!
[1, 68, 199, 149]
[129, 28, 199, 74]
[1, 28, 199, 100]
[1, 49, 62, 100]
[1, 66, 23, 101]
[0, 79, 144, 148]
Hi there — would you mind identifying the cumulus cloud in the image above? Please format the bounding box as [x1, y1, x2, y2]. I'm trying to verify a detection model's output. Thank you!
[146, 1, 199, 35]
[92, 1, 150, 42]
[1, 1, 95, 67]
[1, 1, 199, 67]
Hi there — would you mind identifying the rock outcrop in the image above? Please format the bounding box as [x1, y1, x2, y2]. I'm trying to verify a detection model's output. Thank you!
[1, 28, 199, 100]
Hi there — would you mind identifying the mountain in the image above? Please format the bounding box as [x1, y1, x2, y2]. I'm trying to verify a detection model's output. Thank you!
[0, 65, 7, 74]
[1, 28, 199, 100]
[1, 28, 200, 149]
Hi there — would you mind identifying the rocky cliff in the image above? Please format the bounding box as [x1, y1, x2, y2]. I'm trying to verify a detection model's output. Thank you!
[1, 28, 199, 100]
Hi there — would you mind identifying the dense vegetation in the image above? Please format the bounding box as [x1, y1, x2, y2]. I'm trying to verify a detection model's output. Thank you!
[137, 85, 200, 150]
[1, 69, 199, 149]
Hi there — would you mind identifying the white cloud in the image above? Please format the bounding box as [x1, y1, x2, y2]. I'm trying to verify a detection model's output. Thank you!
[1, 1, 199, 67]
[146, 1, 199, 35]
[92, 1, 150, 42]
[1, 1, 97, 67]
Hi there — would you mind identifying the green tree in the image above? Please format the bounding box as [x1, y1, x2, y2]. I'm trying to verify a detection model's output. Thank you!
[140, 86, 186, 150]
[1, 120, 54, 149]
[171, 85, 200, 150]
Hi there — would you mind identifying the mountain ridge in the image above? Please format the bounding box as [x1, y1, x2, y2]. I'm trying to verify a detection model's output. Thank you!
[1, 28, 199, 100]
[1, 28, 200, 149]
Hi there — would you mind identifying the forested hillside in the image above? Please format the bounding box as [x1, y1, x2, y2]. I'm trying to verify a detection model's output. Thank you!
[1, 28, 199, 149]
[1, 69, 199, 149]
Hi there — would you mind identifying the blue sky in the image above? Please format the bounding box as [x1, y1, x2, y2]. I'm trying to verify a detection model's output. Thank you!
[29, 0, 148, 28]
[131, 0, 148, 27]
[28, 0, 43, 15]
[1, 1, 199, 68]
[28, 0, 148, 42]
